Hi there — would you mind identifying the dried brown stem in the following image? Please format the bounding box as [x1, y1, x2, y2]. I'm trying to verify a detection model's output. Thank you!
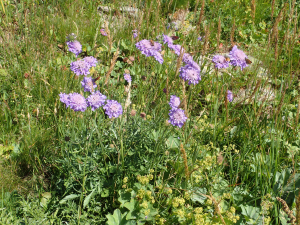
[180, 143, 189, 179]
[217, 17, 221, 47]
[277, 197, 296, 225]
[197, 0, 205, 27]
[104, 48, 119, 85]
[230, 19, 235, 46]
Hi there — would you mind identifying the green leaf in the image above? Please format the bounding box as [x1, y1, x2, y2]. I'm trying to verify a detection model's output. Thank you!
[191, 188, 207, 204]
[166, 136, 179, 149]
[101, 188, 110, 197]
[59, 194, 80, 204]
[106, 209, 130, 225]
[40, 192, 51, 208]
[83, 188, 96, 208]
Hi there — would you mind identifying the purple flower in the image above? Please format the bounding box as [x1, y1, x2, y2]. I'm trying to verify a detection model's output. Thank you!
[197, 36, 203, 41]
[168, 108, 187, 128]
[81, 77, 97, 93]
[70, 59, 90, 76]
[229, 45, 248, 70]
[59, 93, 70, 108]
[132, 30, 139, 39]
[87, 91, 107, 111]
[182, 53, 194, 64]
[227, 90, 233, 102]
[169, 95, 181, 109]
[169, 44, 184, 56]
[100, 29, 107, 36]
[179, 64, 201, 85]
[136, 39, 163, 64]
[124, 73, 132, 83]
[212, 55, 230, 69]
[84, 56, 97, 67]
[66, 40, 82, 57]
[103, 100, 123, 118]
[68, 93, 87, 112]
[162, 34, 173, 47]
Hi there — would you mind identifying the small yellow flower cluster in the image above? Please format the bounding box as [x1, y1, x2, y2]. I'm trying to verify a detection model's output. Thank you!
[264, 216, 271, 225]
[192, 154, 217, 183]
[172, 197, 185, 208]
[222, 193, 231, 200]
[261, 193, 273, 215]
[155, 216, 166, 225]
[137, 174, 153, 185]
[226, 209, 240, 223]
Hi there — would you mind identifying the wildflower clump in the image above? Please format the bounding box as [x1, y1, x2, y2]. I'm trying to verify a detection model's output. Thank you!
[66, 33, 82, 57]
[103, 100, 123, 118]
[136, 39, 164, 64]
[212, 55, 230, 69]
[168, 95, 187, 128]
[229, 45, 249, 70]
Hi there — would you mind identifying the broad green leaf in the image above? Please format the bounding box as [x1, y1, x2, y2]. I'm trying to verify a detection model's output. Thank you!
[59, 194, 80, 204]
[83, 188, 96, 208]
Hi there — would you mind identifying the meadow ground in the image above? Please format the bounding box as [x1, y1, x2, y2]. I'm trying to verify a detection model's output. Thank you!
[0, 0, 300, 224]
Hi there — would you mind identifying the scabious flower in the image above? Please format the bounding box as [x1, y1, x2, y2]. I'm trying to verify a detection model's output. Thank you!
[66, 40, 82, 57]
[212, 55, 230, 69]
[86, 91, 107, 111]
[100, 28, 107, 36]
[182, 53, 194, 64]
[84, 56, 97, 67]
[169, 44, 184, 56]
[124, 73, 132, 83]
[162, 34, 173, 47]
[169, 95, 181, 109]
[179, 64, 201, 85]
[103, 100, 123, 118]
[168, 108, 187, 128]
[70, 59, 90, 76]
[229, 45, 248, 70]
[59, 93, 70, 108]
[136, 39, 164, 64]
[132, 30, 139, 39]
[81, 77, 97, 93]
[227, 90, 233, 102]
[197, 36, 203, 41]
[68, 93, 87, 112]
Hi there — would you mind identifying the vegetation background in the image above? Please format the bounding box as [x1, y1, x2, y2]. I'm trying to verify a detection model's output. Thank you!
[0, 0, 300, 224]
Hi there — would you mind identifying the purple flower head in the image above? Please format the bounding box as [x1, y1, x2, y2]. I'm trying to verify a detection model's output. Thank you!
[169, 44, 184, 56]
[70, 59, 90, 76]
[87, 91, 107, 111]
[197, 36, 203, 41]
[103, 100, 123, 118]
[179, 64, 201, 85]
[229, 45, 248, 70]
[124, 73, 132, 83]
[136, 39, 163, 64]
[168, 108, 187, 128]
[166, 23, 171, 30]
[182, 53, 194, 64]
[169, 95, 181, 109]
[100, 29, 107, 36]
[81, 77, 97, 93]
[212, 55, 230, 69]
[66, 40, 82, 57]
[84, 56, 97, 68]
[59, 93, 70, 108]
[162, 34, 173, 47]
[132, 30, 139, 39]
[68, 93, 87, 112]
[227, 90, 233, 102]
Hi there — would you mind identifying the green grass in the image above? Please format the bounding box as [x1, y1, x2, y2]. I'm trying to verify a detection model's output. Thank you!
[0, 0, 300, 224]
